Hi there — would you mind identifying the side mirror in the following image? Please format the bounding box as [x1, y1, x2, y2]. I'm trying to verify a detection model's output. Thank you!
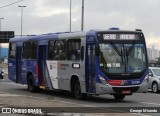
[149, 73, 153, 77]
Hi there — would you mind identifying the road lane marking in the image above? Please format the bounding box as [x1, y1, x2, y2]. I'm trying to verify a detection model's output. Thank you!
[0, 92, 150, 116]
[140, 102, 160, 106]
[148, 92, 160, 97]
[0, 83, 155, 115]
[131, 113, 150, 116]
[1, 82, 27, 86]
[0, 93, 21, 97]
[22, 95, 94, 107]
[9, 94, 152, 116]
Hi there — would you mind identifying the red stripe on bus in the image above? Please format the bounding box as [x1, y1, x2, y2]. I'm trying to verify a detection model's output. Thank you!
[108, 80, 122, 86]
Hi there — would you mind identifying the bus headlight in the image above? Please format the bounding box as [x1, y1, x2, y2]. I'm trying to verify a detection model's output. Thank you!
[142, 75, 149, 84]
[98, 75, 108, 85]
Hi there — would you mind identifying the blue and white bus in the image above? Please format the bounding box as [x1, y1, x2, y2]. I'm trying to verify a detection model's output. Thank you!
[8, 28, 149, 100]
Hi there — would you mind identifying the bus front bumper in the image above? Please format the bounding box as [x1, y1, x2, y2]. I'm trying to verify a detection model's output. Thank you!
[95, 82, 148, 95]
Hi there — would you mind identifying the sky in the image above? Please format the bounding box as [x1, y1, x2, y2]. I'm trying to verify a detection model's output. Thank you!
[0, 0, 160, 49]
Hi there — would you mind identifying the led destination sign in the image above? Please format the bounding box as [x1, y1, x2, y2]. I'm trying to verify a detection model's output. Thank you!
[103, 34, 135, 40]
[97, 33, 142, 40]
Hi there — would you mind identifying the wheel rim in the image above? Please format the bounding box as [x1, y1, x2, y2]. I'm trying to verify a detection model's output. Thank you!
[152, 83, 158, 93]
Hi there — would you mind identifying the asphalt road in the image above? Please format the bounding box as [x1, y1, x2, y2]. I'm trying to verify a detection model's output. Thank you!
[1, 76, 160, 116]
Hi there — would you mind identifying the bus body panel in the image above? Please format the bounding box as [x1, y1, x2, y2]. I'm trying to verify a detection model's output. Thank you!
[8, 29, 149, 97]
[95, 69, 148, 94]
[21, 60, 38, 85]
[8, 59, 16, 82]
[45, 60, 86, 92]
[44, 34, 87, 93]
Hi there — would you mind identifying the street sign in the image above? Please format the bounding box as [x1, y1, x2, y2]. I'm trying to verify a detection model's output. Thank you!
[0, 31, 14, 43]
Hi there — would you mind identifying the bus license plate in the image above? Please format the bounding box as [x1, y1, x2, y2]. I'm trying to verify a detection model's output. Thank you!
[122, 90, 131, 94]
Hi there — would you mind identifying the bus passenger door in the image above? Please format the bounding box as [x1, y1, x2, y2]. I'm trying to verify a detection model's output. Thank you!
[16, 46, 22, 83]
[38, 45, 47, 87]
[87, 44, 96, 93]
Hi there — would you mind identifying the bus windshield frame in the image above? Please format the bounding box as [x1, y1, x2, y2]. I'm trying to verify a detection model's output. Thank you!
[97, 31, 147, 76]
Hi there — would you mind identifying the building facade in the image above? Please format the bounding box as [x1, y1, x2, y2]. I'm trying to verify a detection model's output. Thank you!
[147, 47, 160, 61]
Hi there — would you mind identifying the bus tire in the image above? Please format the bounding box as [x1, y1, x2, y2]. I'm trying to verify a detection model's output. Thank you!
[152, 82, 159, 93]
[74, 80, 86, 100]
[113, 94, 125, 100]
[27, 75, 38, 92]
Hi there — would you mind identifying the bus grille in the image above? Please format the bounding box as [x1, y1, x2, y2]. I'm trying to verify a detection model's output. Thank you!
[108, 75, 142, 80]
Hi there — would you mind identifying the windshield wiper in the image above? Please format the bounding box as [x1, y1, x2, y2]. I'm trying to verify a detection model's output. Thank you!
[121, 47, 123, 64]
[126, 42, 135, 56]
[110, 42, 121, 56]
[125, 48, 129, 63]
[110, 42, 124, 64]
[125, 42, 135, 63]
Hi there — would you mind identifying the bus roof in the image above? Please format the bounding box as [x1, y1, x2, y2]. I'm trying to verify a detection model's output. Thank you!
[9, 31, 87, 43]
[9, 33, 58, 42]
[9, 29, 143, 43]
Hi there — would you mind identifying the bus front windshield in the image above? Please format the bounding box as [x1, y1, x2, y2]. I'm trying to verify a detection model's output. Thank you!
[99, 43, 147, 74]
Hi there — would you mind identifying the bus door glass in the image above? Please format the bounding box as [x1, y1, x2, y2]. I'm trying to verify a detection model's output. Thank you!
[38, 45, 47, 86]
[8, 43, 16, 82]
[87, 44, 96, 93]
[16, 46, 22, 83]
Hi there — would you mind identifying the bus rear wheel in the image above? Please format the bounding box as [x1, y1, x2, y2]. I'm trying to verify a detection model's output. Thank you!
[113, 94, 125, 100]
[74, 80, 86, 100]
[27, 75, 38, 92]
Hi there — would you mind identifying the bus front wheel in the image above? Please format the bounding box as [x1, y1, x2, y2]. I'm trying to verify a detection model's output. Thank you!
[74, 80, 86, 100]
[113, 94, 125, 100]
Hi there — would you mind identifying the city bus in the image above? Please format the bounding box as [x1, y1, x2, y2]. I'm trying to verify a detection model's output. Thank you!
[8, 28, 149, 100]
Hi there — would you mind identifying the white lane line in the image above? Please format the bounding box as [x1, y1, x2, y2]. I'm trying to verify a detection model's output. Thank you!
[14, 95, 151, 116]
[148, 93, 160, 97]
[0, 92, 150, 116]
[140, 102, 160, 106]
[1, 82, 27, 86]
[23, 95, 94, 107]
[131, 113, 150, 116]
[0, 83, 155, 116]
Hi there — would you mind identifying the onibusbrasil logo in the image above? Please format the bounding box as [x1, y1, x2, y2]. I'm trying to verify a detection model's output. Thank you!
[1, 108, 42, 114]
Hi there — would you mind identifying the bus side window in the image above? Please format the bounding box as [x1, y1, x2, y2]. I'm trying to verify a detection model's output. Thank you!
[54, 40, 66, 60]
[23, 42, 30, 59]
[48, 41, 54, 59]
[22, 42, 37, 59]
[32, 42, 37, 59]
[9, 43, 16, 59]
[67, 39, 81, 61]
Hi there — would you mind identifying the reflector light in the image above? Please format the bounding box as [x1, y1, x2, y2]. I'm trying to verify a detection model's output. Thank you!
[108, 27, 120, 30]
[36, 62, 38, 77]
[108, 80, 122, 86]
